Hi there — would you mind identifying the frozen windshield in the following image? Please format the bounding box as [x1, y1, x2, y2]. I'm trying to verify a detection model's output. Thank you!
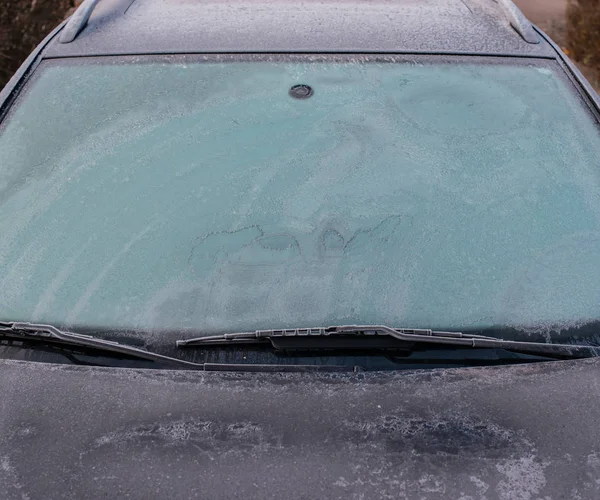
[1, 55, 600, 336]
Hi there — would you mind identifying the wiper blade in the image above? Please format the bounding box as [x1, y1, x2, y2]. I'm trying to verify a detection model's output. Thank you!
[176, 324, 600, 360]
[177, 325, 501, 348]
[0, 322, 204, 369]
[0, 322, 358, 372]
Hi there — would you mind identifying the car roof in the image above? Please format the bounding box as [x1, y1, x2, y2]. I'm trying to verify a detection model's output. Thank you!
[42, 0, 556, 58]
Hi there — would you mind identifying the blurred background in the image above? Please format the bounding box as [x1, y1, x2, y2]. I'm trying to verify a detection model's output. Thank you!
[0, 0, 598, 91]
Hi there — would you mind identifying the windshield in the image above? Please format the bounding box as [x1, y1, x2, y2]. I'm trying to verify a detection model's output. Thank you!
[1, 55, 600, 340]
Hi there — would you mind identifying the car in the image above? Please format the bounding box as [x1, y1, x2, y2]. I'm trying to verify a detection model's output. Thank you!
[1, 0, 600, 498]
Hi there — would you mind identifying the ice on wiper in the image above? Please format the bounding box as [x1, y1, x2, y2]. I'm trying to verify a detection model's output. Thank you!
[0, 321, 203, 369]
[176, 324, 600, 359]
[0, 322, 362, 372]
[176, 325, 499, 347]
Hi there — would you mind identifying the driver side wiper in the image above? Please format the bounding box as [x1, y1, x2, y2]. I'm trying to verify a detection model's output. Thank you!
[0, 321, 205, 369]
[176, 324, 600, 360]
[0, 322, 357, 372]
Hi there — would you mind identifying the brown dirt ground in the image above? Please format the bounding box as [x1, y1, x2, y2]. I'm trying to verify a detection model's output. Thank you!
[515, 0, 599, 90]
[515, 0, 567, 25]
[515, 0, 567, 45]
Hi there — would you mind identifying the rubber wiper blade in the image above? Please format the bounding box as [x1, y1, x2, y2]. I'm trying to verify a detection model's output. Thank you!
[0, 322, 360, 372]
[176, 324, 600, 359]
[0, 321, 204, 369]
[176, 325, 498, 348]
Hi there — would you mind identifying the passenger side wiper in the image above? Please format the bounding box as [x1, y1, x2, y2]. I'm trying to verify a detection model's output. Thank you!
[176, 324, 600, 360]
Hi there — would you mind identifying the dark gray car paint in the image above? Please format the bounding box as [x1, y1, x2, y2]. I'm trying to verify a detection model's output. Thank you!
[43, 0, 555, 58]
[1, 358, 599, 499]
[2, 0, 600, 121]
[2, 1, 600, 499]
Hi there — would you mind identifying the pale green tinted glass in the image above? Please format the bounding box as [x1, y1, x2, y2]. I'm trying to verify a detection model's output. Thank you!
[1, 58, 600, 334]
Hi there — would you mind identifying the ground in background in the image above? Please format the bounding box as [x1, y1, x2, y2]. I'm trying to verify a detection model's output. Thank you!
[515, 0, 599, 90]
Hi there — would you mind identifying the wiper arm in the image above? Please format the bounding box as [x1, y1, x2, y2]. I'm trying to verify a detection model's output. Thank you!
[0, 322, 357, 372]
[176, 324, 600, 360]
[0, 322, 204, 369]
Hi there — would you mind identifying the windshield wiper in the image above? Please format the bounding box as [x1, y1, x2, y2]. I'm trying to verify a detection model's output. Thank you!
[0, 321, 206, 369]
[0, 322, 358, 372]
[176, 324, 600, 360]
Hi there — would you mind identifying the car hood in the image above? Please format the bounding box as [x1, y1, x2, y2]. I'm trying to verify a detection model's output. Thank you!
[1, 358, 599, 499]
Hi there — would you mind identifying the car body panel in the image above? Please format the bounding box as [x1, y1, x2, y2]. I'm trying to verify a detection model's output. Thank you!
[1, 2, 600, 499]
[42, 0, 555, 58]
[1, 357, 600, 499]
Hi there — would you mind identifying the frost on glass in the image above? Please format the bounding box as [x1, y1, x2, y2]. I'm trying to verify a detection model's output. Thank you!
[1, 59, 600, 334]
